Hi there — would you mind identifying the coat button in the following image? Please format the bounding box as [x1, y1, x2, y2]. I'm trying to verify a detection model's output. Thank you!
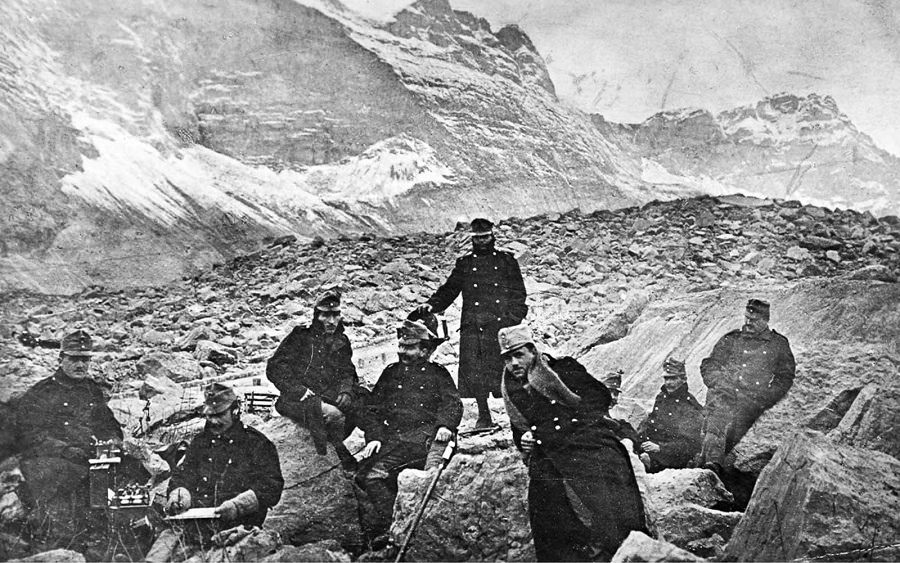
[536, 440, 542, 445]
[495, 300, 500, 304]
[550, 400, 557, 405]
[63, 402, 68, 406]
[473, 284, 478, 287]
[475, 302, 479, 306]
[554, 425, 561, 430]
[553, 417, 559, 422]
[571, 418, 578, 423]
[530, 426, 537, 431]
[64, 421, 69, 426]
[398, 384, 403, 388]
[202, 477, 208, 482]
[472, 268, 477, 271]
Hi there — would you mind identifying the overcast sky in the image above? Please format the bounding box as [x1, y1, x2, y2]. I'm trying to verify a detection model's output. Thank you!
[339, 0, 900, 157]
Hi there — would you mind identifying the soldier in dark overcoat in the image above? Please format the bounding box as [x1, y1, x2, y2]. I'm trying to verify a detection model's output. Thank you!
[698, 299, 796, 471]
[267, 288, 362, 468]
[165, 383, 284, 529]
[499, 324, 647, 562]
[13, 330, 123, 556]
[637, 357, 703, 472]
[356, 317, 463, 546]
[417, 218, 528, 429]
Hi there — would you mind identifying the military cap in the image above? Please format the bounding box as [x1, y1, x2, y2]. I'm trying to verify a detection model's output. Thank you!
[498, 323, 534, 355]
[202, 382, 238, 415]
[663, 356, 686, 377]
[61, 330, 93, 357]
[601, 369, 624, 392]
[470, 218, 494, 235]
[746, 298, 770, 320]
[397, 319, 439, 345]
[315, 288, 342, 312]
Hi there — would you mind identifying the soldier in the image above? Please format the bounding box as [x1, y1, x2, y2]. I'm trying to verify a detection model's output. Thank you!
[499, 324, 647, 561]
[600, 370, 641, 448]
[13, 329, 123, 556]
[698, 299, 796, 472]
[637, 357, 703, 473]
[356, 316, 463, 547]
[165, 383, 284, 528]
[267, 287, 362, 470]
[416, 218, 528, 429]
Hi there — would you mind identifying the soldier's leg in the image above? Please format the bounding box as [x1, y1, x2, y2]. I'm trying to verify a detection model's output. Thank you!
[423, 436, 455, 471]
[322, 403, 357, 471]
[355, 443, 422, 539]
[699, 405, 731, 467]
[475, 393, 493, 428]
[724, 402, 767, 454]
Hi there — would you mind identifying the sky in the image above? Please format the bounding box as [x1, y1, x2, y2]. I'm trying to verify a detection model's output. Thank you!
[339, 0, 900, 156]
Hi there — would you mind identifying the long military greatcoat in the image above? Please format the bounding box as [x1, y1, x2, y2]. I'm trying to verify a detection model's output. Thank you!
[427, 244, 527, 397]
[362, 361, 463, 446]
[503, 356, 648, 562]
[169, 421, 284, 528]
[637, 383, 703, 471]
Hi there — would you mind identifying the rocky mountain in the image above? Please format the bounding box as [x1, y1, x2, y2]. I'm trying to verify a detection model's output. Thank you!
[623, 93, 900, 217]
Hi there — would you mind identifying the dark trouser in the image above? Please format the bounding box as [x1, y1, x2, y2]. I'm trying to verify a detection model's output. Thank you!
[354, 439, 447, 540]
[276, 395, 356, 462]
[700, 394, 767, 466]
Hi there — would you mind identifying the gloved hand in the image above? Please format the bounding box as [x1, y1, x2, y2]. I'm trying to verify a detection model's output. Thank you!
[415, 303, 433, 315]
[335, 392, 353, 410]
[434, 426, 453, 442]
[166, 488, 191, 514]
[214, 489, 259, 521]
[362, 440, 382, 459]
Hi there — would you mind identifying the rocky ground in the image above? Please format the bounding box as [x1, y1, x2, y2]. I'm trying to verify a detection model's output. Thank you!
[1, 193, 899, 561]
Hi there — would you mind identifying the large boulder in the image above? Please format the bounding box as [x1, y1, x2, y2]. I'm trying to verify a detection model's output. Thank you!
[828, 383, 900, 460]
[645, 469, 742, 550]
[725, 430, 900, 562]
[611, 531, 705, 562]
[12, 550, 86, 562]
[257, 417, 364, 551]
[260, 540, 351, 562]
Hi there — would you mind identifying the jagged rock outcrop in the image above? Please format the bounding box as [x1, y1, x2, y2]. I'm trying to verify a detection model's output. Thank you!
[724, 431, 900, 562]
[827, 383, 900, 459]
[611, 531, 705, 562]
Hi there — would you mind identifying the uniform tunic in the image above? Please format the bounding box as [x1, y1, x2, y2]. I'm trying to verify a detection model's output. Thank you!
[699, 327, 796, 463]
[504, 356, 647, 562]
[637, 383, 703, 471]
[168, 421, 284, 528]
[427, 246, 528, 397]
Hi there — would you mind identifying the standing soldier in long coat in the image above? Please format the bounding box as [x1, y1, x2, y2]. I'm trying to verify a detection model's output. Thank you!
[417, 218, 528, 429]
[637, 357, 703, 472]
[499, 324, 647, 561]
[698, 299, 796, 472]
[13, 329, 123, 557]
[267, 288, 362, 469]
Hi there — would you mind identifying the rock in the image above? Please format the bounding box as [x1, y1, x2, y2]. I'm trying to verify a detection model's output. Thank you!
[755, 257, 775, 272]
[828, 383, 900, 459]
[684, 534, 725, 560]
[260, 540, 351, 562]
[844, 264, 897, 282]
[137, 374, 182, 401]
[799, 236, 842, 251]
[725, 431, 900, 562]
[0, 492, 25, 525]
[13, 549, 86, 562]
[141, 329, 174, 345]
[258, 417, 363, 550]
[174, 327, 211, 351]
[645, 469, 742, 550]
[390, 448, 533, 562]
[785, 245, 811, 260]
[611, 531, 705, 562]
[184, 528, 281, 563]
[567, 291, 650, 356]
[193, 340, 238, 366]
[381, 259, 413, 276]
[504, 241, 532, 265]
[825, 250, 841, 262]
[134, 351, 200, 382]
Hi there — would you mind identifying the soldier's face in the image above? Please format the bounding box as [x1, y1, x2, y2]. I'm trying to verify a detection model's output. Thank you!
[205, 408, 235, 435]
[743, 313, 768, 334]
[318, 310, 341, 334]
[398, 342, 429, 365]
[663, 375, 685, 393]
[607, 388, 620, 406]
[504, 345, 536, 379]
[60, 354, 91, 379]
[471, 233, 493, 252]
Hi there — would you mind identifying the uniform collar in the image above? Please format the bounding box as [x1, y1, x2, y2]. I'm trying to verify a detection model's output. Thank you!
[659, 382, 690, 399]
[741, 327, 773, 340]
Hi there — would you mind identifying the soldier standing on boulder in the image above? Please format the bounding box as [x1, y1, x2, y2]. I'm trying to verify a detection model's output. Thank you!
[267, 287, 362, 470]
[499, 324, 648, 561]
[356, 315, 463, 548]
[416, 218, 528, 429]
[12, 329, 123, 557]
[698, 299, 796, 472]
[637, 357, 703, 473]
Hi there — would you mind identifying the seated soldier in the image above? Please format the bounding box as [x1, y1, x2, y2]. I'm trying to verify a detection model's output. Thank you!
[13, 329, 123, 558]
[600, 369, 641, 449]
[637, 357, 703, 472]
[155, 383, 284, 555]
[267, 288, 362, 470]
[356, 315, 463, 548]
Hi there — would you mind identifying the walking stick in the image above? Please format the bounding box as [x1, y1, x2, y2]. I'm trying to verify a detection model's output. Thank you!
[394, 439, 456, 563]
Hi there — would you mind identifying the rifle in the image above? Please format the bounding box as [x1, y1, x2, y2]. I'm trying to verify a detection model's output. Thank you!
[394, 439, 456, 563]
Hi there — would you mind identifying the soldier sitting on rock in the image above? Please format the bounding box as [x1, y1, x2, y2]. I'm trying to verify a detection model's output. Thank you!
[637, 357, 703, 473]
[11, 329, 124, 558]
[698, 299, 796, 473]
[600, 369, 641, 449]
[356, 314, 463, 548]
[267, 287, 363, 470]
[149, 383, 284, 560]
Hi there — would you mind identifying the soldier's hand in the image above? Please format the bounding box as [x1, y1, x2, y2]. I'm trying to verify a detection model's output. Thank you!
[166, 488, 191, 515]
[335, 392, 352, 409]
[300, 389, 315, 401]
[362, 440, 382, 459]
[415, 303, 433, 315]
[214, 499, 239, 521]
[520, 431, 536, 454]
[435, 427, 452, 442]
[639, 453, 652, 466]
[641, 441, 660, 453]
